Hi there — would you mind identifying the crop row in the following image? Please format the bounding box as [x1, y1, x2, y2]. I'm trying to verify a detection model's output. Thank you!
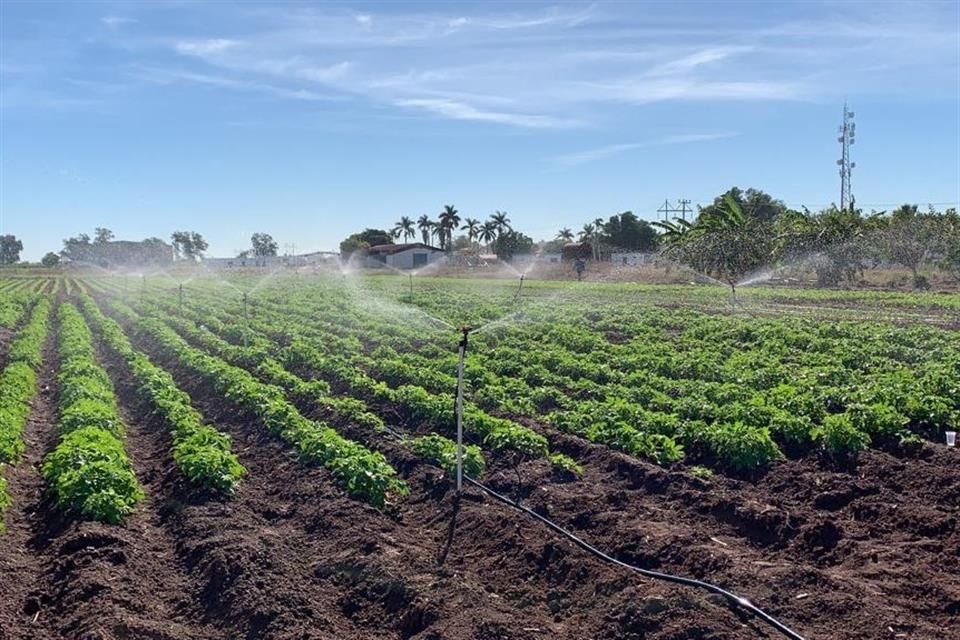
[42, 304, 143, 523]
[198, 278, 958, 470]
[0, 297, 52, 529]
[80, 295, 245, 494]
[138, 293, 575, 473]
[0, 298, 52, 463]
[132, 296, 493, 481]
[106, 298, 407, 507]
[0, 291, 36, 329]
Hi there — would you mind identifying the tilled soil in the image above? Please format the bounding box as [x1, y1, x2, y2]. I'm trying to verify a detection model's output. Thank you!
[1, 303, 957, 640]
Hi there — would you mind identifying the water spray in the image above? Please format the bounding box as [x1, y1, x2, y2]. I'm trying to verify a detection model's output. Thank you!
[455, 325, 472, 492]
[140, 274, 146, 303]
[178, 283, 184, 311]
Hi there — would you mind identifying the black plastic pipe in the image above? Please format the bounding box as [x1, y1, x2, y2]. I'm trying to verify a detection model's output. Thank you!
[464, 476, 806, 640]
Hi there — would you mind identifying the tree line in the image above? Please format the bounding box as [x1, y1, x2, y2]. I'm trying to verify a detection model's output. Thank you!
[655, 188, 960, 289]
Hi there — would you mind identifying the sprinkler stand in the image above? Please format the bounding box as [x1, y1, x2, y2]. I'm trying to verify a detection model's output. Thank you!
[242, 292, 249, 348]
[455, 326, 472, 492]
[514, 274, 525, 301]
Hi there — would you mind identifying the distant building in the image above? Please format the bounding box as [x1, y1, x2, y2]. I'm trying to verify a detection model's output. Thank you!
[610, 252, 655, 266]
[203, 251, 338, 269]
[510, 253, 561, 266]
[364, 243, 445, 270]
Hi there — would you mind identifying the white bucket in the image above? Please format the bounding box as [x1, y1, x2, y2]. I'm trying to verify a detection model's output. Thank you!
[947, 431, 957, 447]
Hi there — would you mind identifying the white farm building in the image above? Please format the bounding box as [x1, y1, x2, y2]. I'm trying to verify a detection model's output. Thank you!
[610, 252, 655, 266]
[365, 243, 446, 270]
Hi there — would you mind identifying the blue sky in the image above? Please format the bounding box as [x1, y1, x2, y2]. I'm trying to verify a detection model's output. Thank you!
[1, 0, 958, 261]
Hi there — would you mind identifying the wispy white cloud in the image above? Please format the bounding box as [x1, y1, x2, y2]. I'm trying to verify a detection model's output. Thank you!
[396, 99, 581, 129]
[138, 67, 344, 102]
[553, 131, 740, 166]
[8, 2, 954, 121]
[101, 16, 136, 29]
[645, 46, 753, 76]
[175, 38, 241, 57]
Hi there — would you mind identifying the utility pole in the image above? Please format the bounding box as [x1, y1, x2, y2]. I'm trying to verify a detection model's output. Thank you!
[657, 199, 680, 222]
[837, 101, 856, 211]
[678, 199, 691, 222]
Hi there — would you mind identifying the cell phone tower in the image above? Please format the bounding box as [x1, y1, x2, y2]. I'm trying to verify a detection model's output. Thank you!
[837, 101, 856, 211]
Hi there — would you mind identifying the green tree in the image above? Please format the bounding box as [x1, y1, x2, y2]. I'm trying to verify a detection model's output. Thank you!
[601, 211, 659, 252]
[417, 215, 434, 245]
[41, 251, 61, 267]
[491, 230, 534, 261]
[479, 221, 498, 253]
[251, 233, 279, 257]
[461, 218, 481, 252]
[94, 227, 114, 244]
[393, 216, 415, 242]
[437, 205, 460, 251]
[660, 193, 776, 300]
[875, 204, 940, 287]
[698, 187, 788, 223]
[556, 227, 574, 242]
[490, 210, 512, 236]
[171, 231, 209, 262]
[938, 208, 960, 282]
[60, 233, 91, 263]
[339, 228, 392, 259]
[0, 235, 23, 264]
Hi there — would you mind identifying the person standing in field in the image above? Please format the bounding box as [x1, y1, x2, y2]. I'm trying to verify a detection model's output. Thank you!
[574, 257, 586, 281]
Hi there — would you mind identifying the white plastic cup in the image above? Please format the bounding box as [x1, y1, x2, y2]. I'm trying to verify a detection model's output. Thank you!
[947, 431, 957, 447]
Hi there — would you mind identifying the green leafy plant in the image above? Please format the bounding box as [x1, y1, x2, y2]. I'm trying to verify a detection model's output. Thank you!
[411, 433, 486, 477]
[549, 453, 583, 478]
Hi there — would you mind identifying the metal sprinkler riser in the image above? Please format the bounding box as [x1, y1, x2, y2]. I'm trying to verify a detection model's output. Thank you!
[455, 326, 473, 492]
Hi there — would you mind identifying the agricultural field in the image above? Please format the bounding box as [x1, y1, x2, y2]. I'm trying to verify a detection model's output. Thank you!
[0, 271, 958, 640]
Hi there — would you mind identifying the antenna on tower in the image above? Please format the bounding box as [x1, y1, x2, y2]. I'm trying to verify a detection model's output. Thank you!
[837, 101, 856, 211]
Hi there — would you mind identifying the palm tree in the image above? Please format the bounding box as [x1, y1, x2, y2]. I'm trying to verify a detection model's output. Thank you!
[490, 210, 512, 236]
[417, 215, 434, 245]
[578, 223, 595, 242]
[479, 221, 498, 253]
[438, 205, 460, 251]
[592, 217, 605, 261]
[393, 216, 415, 242]
[556, 227, 574, 242]
[461, 218, 481, 253]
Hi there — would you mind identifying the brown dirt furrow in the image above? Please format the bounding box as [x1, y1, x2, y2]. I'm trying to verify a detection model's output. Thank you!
[0, 318, 59, 640]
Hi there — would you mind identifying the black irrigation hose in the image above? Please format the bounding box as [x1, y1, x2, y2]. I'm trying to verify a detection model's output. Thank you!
[463, 476, 806, 640]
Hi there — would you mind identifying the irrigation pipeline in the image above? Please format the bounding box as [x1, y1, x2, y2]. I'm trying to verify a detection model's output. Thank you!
[462, 476, 806, 640]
